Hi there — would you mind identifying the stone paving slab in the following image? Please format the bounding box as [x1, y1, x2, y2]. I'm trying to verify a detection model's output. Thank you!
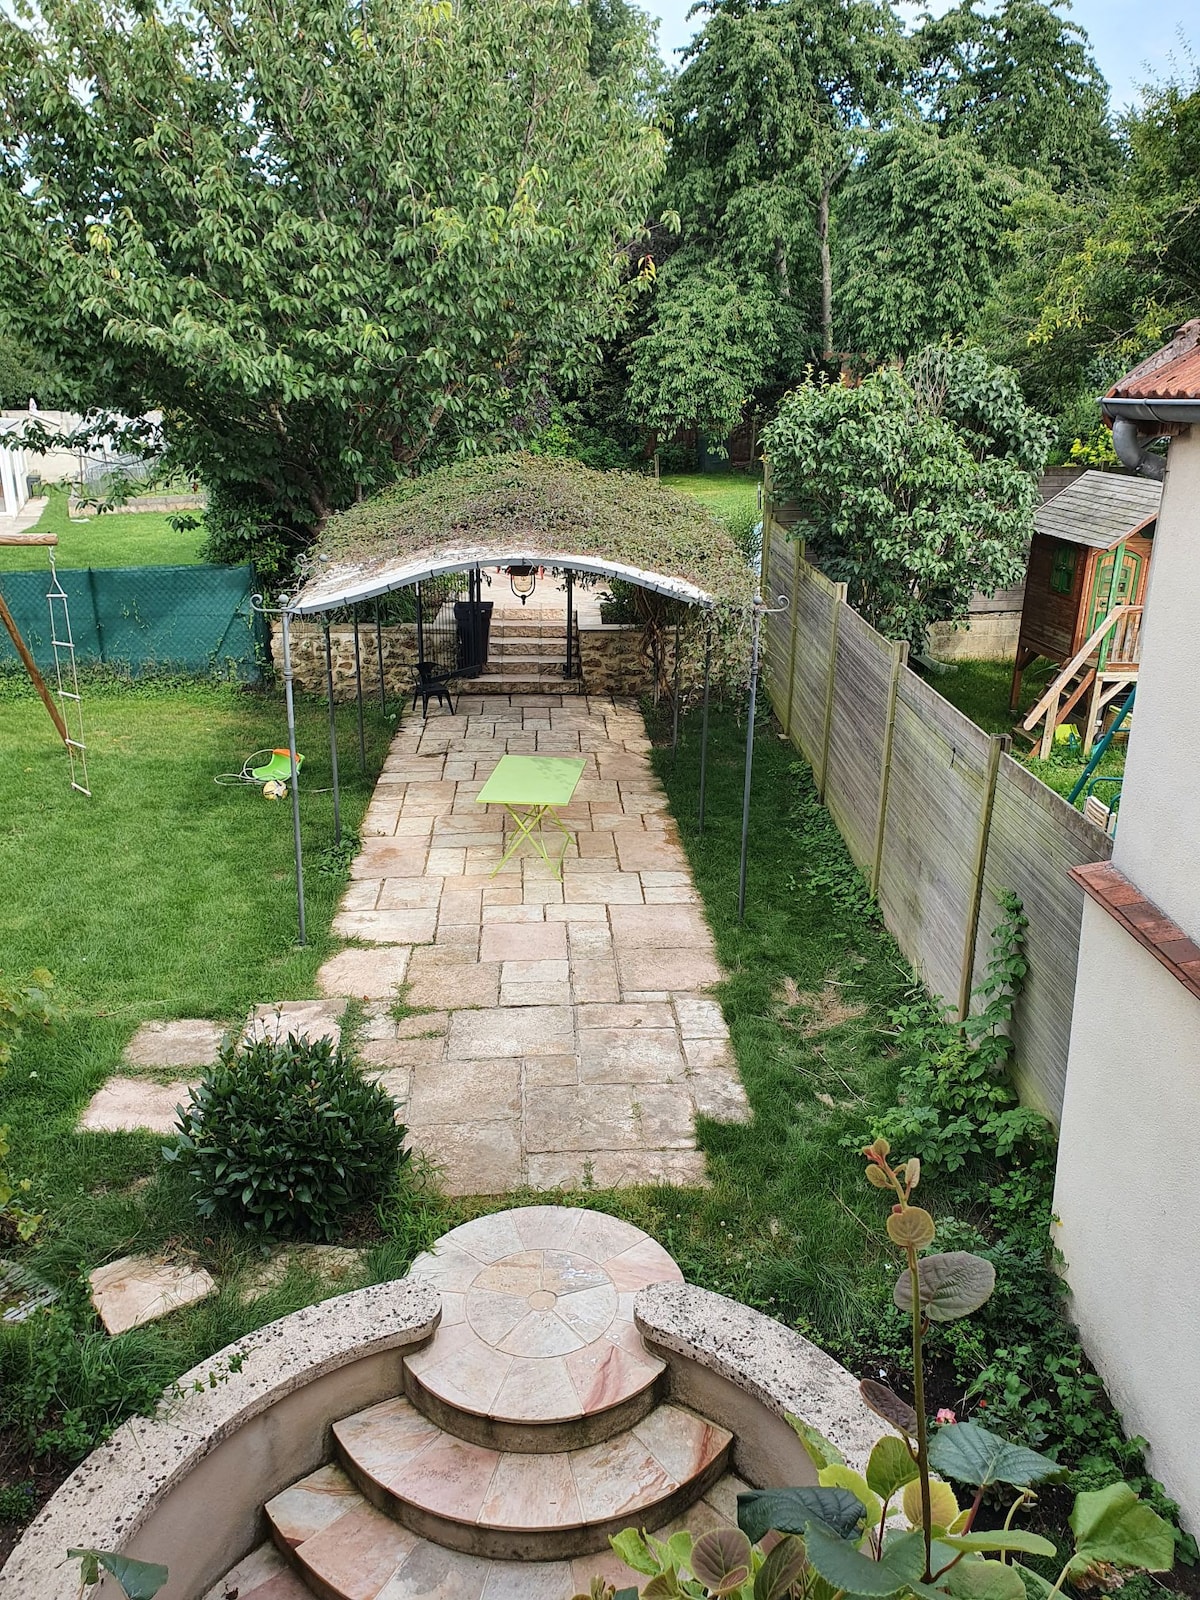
[245, 1000, 345, 1048]
[79, 1076, 194, 1135]
[314, 695, 752, 1195]
[89, 1254, 216, 1335]
[123, 1018, 226, 1069]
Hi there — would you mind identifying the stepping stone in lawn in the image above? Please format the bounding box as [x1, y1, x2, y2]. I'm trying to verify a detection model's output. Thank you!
[79, 1075, 195, 1135]
[244, 1000, 344, 1049]
[89, 1254, 216, 1335]
[241, 1244, 367, 1300]
[123, 1018, 226, 1069]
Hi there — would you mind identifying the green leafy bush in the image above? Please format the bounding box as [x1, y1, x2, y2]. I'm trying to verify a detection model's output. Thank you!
[164, 1034, 408, 1240]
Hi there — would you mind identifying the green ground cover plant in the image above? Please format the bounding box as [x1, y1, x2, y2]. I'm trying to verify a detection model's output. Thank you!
[928, 659, 1127, 810]
[0, 488, 206, 573]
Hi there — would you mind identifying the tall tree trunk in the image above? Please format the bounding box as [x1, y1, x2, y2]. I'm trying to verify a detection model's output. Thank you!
[817, 181, 833, 359]
[773, 235, 790, 300]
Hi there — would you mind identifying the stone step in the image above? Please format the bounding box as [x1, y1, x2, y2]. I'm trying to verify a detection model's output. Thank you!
[401, 1207, 681, 1452]
[299, 1396, 730, 1561]
[489, 620, 567, 639]
[474, 673, 584, 694]
[483, 655, 565, 672]
[258, 1465, 745, 1600]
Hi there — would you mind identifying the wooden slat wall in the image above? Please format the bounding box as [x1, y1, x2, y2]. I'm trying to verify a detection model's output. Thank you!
[877, 674, 994, 1010]
[825, 604, 893, 873]
[972, 758, 1112, 1120]
[761, 518, 1114, 1124]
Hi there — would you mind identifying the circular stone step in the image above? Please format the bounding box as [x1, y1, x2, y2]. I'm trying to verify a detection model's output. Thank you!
[403, 1206, 681, 1450]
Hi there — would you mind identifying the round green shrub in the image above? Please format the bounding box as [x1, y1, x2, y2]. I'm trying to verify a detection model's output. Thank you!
[164, 1033, 409, 1240]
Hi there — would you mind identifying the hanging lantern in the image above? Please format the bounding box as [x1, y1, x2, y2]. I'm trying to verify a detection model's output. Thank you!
[508, 565, 537, 605]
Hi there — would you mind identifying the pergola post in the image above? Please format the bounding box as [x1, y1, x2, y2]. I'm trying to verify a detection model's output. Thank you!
[279, 606, 307, 946]
[374, 600, 387, 716]
[698, 623, 712, 834]
[671, 618, 681, 762]
[324, 621, 342, 845]
[352, 607, 366, 770]
[737, 601, 762, 925]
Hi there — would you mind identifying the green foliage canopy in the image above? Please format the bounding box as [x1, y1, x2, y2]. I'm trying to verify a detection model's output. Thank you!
[0, 0, 663, 573]
[914, 0, 1115, 185]
[835, 123, 1021, 359]
[625, 259, 785, 439]
[762, 347, 1050, 648]
[625, 0, 908, 438]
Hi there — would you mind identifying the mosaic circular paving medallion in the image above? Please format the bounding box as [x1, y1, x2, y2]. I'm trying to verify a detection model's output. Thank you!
[405, 1206, 683, 1425]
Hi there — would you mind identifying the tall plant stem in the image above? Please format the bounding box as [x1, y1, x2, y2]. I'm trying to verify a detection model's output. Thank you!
[910, 1244, 933, 1581]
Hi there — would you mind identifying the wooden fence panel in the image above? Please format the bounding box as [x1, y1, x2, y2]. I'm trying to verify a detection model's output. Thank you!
[788, 551, 840, 771]
[972, 757, 1112, 1122]
[824, 604, 894, 875]
[763, 523, 796, 719]
[877, 673, 996, 1013]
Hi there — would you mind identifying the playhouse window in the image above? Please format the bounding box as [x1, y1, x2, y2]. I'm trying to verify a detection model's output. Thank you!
[1050, 547, 1076, 594]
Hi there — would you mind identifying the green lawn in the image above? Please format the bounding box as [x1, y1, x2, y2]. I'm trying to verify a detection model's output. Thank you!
[0, 489, 206, 573]
[663, 471, 761, 533]
[930, 657, 1128, 810]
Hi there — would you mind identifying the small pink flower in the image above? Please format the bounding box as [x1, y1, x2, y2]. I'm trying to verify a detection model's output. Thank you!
[935, 1408, 957, 1425]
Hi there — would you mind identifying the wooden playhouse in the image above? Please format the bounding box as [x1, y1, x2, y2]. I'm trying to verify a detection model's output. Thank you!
[1010, 470, 1161, 756]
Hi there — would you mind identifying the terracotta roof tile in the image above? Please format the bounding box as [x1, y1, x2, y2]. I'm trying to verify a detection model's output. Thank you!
[1107, 319, 1200, 402]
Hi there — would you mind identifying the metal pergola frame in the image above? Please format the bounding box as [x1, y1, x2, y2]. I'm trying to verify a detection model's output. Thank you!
[260, 551, 784, 945]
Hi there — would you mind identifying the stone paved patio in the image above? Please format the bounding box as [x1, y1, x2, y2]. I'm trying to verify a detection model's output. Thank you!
[316, 693, 748, 1195]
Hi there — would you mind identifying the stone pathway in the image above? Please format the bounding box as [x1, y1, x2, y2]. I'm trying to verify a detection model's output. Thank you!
[79, 694, 749, 1198]
[315, 693, 748, 1194]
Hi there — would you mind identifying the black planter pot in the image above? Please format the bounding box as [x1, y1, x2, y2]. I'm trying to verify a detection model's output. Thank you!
[453, 600, 494, 678]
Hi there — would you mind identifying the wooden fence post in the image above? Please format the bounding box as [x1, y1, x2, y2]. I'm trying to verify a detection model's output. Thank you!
[870, 638, 908, 898]
[783, 536, 803, 740]
[957, 734, 1007, 1021]
[816, 584, 847, 802]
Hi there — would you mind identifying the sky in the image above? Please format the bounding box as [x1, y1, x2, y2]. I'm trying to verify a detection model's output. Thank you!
[649, 0, 1198, 113]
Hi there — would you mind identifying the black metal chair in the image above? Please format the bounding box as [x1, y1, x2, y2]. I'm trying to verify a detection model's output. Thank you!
[412, 660, 457, 716]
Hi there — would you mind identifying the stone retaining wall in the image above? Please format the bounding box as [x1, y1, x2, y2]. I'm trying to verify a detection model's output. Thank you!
[275, 620, 665, 700]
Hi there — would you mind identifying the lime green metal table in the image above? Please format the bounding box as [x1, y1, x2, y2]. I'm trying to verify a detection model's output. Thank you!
[476, 755, 586, 879]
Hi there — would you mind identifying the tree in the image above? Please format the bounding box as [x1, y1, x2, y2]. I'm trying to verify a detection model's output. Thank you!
[762, 346, 1051, 648]
[835, 123, 1022, 358]
[978, 65, 1200, 456]
[0, 0, 663, 576]
[658, 0, 908, 358]
[625, 258, 788, 440]
[915, 0, 1115, 187]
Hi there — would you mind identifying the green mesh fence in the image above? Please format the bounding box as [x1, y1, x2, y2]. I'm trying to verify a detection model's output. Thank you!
[0, 563, 268, 681]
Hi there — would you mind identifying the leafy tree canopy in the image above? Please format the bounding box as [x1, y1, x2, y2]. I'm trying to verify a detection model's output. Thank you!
[625, 257, 796, 441]
[0, 0, 663, 575]
[762, 347, 1051, 648]
[914, 0, 1116, 186]
[977, 65, 1200, 457]
[659, 0, 909, 359]
[835, 122, 1023, 359]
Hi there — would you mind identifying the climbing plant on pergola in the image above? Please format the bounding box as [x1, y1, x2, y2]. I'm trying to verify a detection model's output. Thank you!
[268, 453, 775, 940]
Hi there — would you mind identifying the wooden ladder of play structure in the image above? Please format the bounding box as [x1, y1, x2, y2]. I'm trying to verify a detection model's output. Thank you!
[0, 528, 91, 795]
[1019, 603, 1143, 759]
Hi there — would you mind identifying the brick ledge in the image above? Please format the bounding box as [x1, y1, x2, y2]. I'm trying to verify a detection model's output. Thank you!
[1071, 860, 1200, 1002]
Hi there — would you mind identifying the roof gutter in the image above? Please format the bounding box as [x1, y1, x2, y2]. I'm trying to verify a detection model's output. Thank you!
[1101, 396, 1200, 426]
